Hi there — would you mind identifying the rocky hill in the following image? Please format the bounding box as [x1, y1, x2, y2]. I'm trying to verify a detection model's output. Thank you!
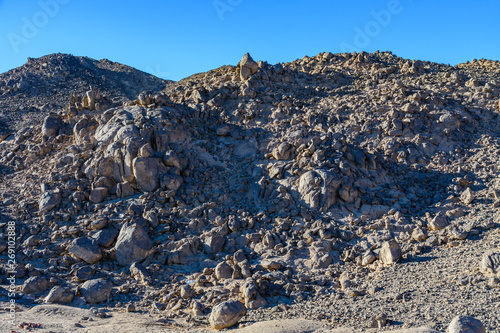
[0, 51, 500, 332]
[0, 53, 170, 134]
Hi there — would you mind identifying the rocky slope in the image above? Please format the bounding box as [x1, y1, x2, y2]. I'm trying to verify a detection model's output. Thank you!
[0, 51, 500, 332]
[0, 53, 170, 134]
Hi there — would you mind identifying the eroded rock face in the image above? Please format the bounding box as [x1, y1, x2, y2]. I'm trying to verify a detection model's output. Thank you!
[298, 170, 341, 211]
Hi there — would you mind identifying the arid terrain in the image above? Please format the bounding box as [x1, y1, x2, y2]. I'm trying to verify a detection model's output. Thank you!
[0, 51, 499, 332]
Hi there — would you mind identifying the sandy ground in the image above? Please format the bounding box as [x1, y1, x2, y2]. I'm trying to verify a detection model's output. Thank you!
[0, 304, 437, 333]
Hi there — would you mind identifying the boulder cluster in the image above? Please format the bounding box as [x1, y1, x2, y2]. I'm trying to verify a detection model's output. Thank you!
[0, 51, 499, 330]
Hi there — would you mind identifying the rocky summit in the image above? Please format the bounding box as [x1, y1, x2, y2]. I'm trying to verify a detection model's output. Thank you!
[0, 51, 500, 332]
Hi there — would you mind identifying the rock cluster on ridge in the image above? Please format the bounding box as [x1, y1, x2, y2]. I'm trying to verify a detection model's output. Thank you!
[0, 51, 499, 331]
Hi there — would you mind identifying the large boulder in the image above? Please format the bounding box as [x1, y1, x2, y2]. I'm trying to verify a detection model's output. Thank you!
[448, 315, 485, 333]
[68, 237, 102, 264]
[45, 286, 74, 304]
[238, 53, 259, 81]
[379, 240, 402, 265]
[22, 276, 50, 295]
[209, 300, 247, 330]
[114, 224, 153, 266]
[80, 278, 113, 304]
[42, 114, 63, 137]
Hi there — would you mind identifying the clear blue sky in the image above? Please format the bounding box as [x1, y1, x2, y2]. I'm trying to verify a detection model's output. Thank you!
[0, 0, 499, 81]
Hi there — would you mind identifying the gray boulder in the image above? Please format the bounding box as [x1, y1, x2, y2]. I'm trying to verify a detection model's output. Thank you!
[448, 315, 485, 333]
[132, 157, 167, 192]
[45, 286, 74, 304]
[39, 190, 61, 213]
[114, 224, 153, 266]
[22, 276, 50, 295]
[209, 300, 247, 330]
[380, 240, 402, 265]
[42, 114, 63, 137]
[80, 278, 113, 304]
[68, 237, 102, 264]
[239, 53, 259, 81]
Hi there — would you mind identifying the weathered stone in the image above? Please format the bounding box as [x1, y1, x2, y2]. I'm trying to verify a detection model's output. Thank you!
[132, 157, 166, 192]
[68, 237, 102, 264]
[114, 224, 153, 266]
[22, 276, 50, 295]
[39, 190, 61, 213]
[80, 278, 113, 304]
[428, 212, 449, 231]
[209, 300, 247, 330]
[412, 226, 428, 242]
[160, 174, 183, 191]
[448, 315, 485, 333]
[241, 280, 267, 310]
[117, 181, 134, 198]
[460, 187, 475, 205]
[215, 262, 233, 280]
[74, 266, 94, 281]
[130, 262, 150, 284]
[90, 187, 108, 203]
[379, 240, 402, 265]
[239, 53, 259, 81]
[92, 228, 119, 248]
[45, 286, 74, 304]
[42, 114, 63, 137]
[203, 235, 225, 254]
[298, 170, 341, 211]
[479, 249, 500, 276]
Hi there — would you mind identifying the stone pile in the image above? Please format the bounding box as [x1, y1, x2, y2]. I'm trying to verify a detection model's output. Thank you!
[0, 51, 499, 331]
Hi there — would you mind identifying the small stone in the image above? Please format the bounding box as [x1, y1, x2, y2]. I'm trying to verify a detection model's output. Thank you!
[209, 300, 247, 330]
[428, 212, 449, 231]
[130, 262, 150, 284]
[180, 284, 194, 299]
[479, 249, 500, 276]
[241, 280, 267, 310]
[361, 250, 376, 266]
[379, 240, 402, 265]
[75, 266, 94, 281]
[369, 313, 387, 328]
[39, 190, 61, 213]
[460, 187, 475, 205]
[448, 315, 485, 333]
[42, 114, 63, 137]
[215, 262, 233, 280]
[412, 226, 428, 242]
